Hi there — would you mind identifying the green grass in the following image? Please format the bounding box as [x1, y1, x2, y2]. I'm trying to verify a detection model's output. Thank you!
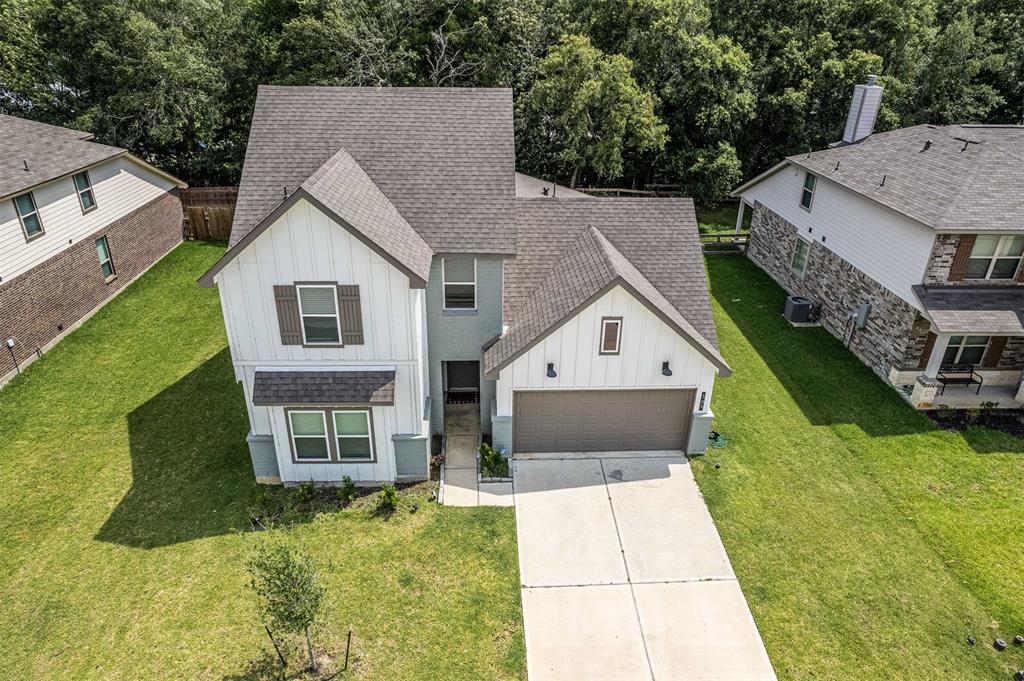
[696, 255, 1024, 680]
[696, 203, 749, 234]
[0, 242, 524, 680]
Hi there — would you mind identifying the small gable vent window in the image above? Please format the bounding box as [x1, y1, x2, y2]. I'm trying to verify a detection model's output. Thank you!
[14, 191, 44, 241]
[791, 237, 811, 275]
[800, 172, 817, 211]
[600, 317, 622, 355]
[297, 284, 341, 345]
[966, 235, 1024, 280]
[74, 171, 96, 213]
[443, 257, 476, 310]
[95, 236, 115, 280]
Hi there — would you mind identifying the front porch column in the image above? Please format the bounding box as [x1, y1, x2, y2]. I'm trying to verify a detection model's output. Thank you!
[734, 200, 747, 234]
[912, 332, 951, 407]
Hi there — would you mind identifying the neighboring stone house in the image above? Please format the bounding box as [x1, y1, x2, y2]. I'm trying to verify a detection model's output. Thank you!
[199, 86, 730, 485]
[0, 115, 186, 385]
[733, 77, 1024, 409]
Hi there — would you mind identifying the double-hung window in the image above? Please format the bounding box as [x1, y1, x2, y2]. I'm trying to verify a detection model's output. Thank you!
[14, 192, 44, 240]
[965, 235, 1024, 280]
[800, 172, 817, 211]
[333, 410, 374, 460]
[297, 284, 341, 345]
[74, 171, 97, 213]
[791, 237, 811, 275]
[600, 317, 622, 354]
[288, 411, 331, 461]
[95, 236, 115, 279]
[443, 257, 476, 309]
[942, 335, 989, 366]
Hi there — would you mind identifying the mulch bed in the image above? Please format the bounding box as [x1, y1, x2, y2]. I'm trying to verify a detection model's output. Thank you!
[927, 408, 1024, 438]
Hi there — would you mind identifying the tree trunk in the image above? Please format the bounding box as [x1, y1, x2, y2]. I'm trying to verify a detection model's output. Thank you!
[306, 627, 317, 671]
[570, 166, 579, 189]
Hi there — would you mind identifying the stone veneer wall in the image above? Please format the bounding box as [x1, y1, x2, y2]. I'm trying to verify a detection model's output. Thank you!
[924, 234, 1024, 286]
[747, 201, 920, 380]
[0, 191, 182, 380]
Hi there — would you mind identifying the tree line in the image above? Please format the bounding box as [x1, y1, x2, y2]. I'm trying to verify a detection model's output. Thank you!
[1, 0, 1021, 203]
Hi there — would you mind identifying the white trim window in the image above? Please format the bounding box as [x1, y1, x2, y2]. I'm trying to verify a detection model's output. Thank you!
[599, 317, 622, 354]
[288, 410, 331, 461]
[333, 410, 374, 461]
[966, 235, 1024, 280]
[73, 171, 97, 213]
[95, 236, 115, 279]
[791, 237, 811, 275]
[443, 257, 477, 309]
[942, 335, 990, 366]
[297, 284, 341, 344]
[800, 172, 817, 211]
[13, 191, 44, 240]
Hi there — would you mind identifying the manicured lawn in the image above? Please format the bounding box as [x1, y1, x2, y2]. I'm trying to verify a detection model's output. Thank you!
[695, 255, 1024, 680]
[0, 242, 524, 680]
[696, 203, 749, 234]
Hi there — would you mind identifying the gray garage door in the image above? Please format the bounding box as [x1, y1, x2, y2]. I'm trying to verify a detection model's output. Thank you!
[513, 389, 695, 453]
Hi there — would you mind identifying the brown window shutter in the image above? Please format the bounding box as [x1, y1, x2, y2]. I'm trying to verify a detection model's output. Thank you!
[1016, 260, 1024, 282]
[337, 285, 364, 345]
[948, 234, 976, 282]
[917, 332, 937, 369]
[273, 285, 303, 345]
[982, 336, 1007, 368]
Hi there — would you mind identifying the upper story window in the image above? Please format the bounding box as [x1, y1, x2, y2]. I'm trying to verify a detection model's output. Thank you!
[73, 171, 97, 213]
[791, 237, 810, 275]
[965, 235, 1024, 280]
[942, 335, 989, 366]
[600, 317, 622, 354]
[95, 236, 115, 280]
[13, 191, 44, 241]
[297, 284, 341, 345]
[800, 172, 817, 211]
[443, 257, 476, 310]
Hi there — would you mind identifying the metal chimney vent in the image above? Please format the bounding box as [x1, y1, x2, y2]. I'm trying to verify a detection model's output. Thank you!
[842, 75, 884, 144]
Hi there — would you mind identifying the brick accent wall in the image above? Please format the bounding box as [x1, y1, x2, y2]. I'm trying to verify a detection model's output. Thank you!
[924, 234, 1024, 286]
[0, 191, 182, 378]
[747, 201, 920, 380]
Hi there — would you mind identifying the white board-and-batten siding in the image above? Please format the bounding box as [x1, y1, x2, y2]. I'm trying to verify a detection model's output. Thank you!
[0, 157, 176, 282]
[215, 198, 427, 483]
[495, 286, 719, 416]
[740, 165, 936, 308]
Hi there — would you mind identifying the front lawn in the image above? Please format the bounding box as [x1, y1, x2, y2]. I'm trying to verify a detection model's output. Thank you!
[696, 255, 1024, 680]
[0, 242, 524, 680]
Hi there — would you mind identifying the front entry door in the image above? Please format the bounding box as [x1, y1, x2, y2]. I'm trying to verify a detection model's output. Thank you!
[445, 361, 481, 404]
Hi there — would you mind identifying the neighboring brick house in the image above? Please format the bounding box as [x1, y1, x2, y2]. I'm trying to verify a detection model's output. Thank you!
[733, 77, 1024, 408]
[0, 115, 186, 385]
[198, 86, 730, 485]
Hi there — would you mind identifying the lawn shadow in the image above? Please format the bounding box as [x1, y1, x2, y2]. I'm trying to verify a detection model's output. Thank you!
[96, 348, 258, 548]
[706, 255, 940, 439]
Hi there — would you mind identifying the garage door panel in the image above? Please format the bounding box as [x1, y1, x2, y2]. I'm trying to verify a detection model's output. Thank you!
[514, 389, 694, 453]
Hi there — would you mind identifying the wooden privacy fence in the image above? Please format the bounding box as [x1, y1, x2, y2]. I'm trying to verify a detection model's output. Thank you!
[180, 187, 238, 241]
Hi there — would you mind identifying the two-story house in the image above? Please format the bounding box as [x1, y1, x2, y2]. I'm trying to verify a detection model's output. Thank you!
[198, 86, 730, 485]
[733, 77, 1024, 409]
[0, 115, 186, 385]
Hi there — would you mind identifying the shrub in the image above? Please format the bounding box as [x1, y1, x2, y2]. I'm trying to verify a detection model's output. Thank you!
[296, 480, 316, 504]
[337, 476, 358, 506]
[479, 442, 509, 478]
[377, 484, 398, 513]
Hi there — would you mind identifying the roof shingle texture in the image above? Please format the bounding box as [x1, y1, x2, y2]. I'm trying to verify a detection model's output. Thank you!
[231, 86, 516, 253]
[790, 124, 1024, 231]
[0, 115, 124, 200]
[252, 370, 396, 406]
[912, 285, 1024, 334]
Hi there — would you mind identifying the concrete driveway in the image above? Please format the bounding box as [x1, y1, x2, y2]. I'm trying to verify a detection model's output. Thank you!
[514, 454, 776, 681]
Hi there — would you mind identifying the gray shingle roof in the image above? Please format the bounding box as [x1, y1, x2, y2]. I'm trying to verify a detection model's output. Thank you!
[252, 370, 396, 405]
[514, 172, 589, 199]
[786, 124, 1024, 231]
[912, 285, 1024, 334]
[231, 86, 516, 253]
[301, 148, 433, 282]
[0, 115, 125, 200]
[485, 212, 729, 376]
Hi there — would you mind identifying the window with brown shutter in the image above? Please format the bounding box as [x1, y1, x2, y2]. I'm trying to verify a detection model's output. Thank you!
[273, 285, 303, 345]
[947, 234, 976, 282]
[982, 336, 1007, 368]
[600, 317, 622, 355]
[337, 284, 364, 345]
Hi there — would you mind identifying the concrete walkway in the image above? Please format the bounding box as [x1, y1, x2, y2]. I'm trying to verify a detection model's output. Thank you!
[514, 455, 776, 681]
[439, 432, 514, 507]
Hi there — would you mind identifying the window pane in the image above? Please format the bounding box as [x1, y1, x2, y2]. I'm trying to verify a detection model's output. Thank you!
[970, 235, 998, 257]
[101, 261, 115, 278]
[444, 257, 475, 282]
[800, 189, 813, 209]
[804, 173, 816, 191]
[80, 189, 96, 211]
[22, 214, 43, 237]
[298, 286, 336, 314]
[965, 336, 989, 346]
[964, 258, 990, 279]
[334, 411, 369, 436]
[295, 437, 329, 460]
[290, 412, 326, 436]
[14, 193, 35, 216]
[1000, 236, 1024, 258]
[444, 283, 475, 308]
[959, 346, 985, 365]
[337, 437, 372, 459]
[602, 321, 619, 351]
[303, 316, 340, 343]
[942, 346, 959, 364]
[792, 241, 808, 272]
[949, 336, 964, 345]
[95, 238, 109, 262]
[73, 172, 91, 192]
[990, 258, 1019, 279]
